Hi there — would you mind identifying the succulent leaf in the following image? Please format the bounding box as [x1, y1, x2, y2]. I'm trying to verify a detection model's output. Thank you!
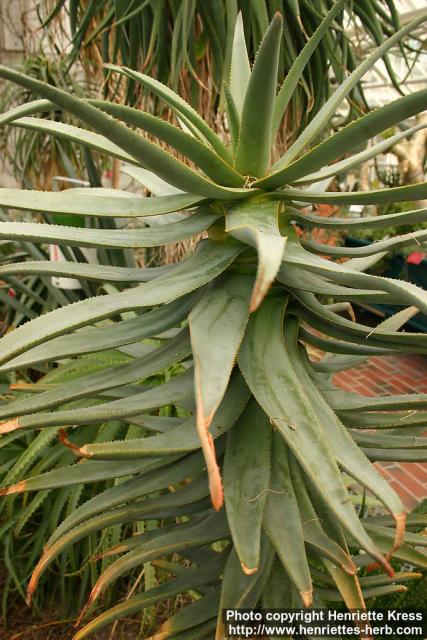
[234, 13, 283, 177]
[229, 12, 251, 117]
[224, 399, 272, 575]
[0, 10, 426, 637]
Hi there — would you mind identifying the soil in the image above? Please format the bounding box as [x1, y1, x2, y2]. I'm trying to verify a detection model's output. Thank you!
[0, 567, 181, 640]
[0, 607, 143, 640]
[0, 563, 145, 639]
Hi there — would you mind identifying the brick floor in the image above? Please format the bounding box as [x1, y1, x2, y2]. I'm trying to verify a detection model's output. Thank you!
[334, 354, 427, 510]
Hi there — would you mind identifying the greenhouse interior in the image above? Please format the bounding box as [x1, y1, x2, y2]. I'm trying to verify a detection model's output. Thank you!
[0, 0, 427, 638]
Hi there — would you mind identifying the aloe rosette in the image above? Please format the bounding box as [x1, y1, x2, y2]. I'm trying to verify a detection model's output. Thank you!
[0, 4, 427, 638]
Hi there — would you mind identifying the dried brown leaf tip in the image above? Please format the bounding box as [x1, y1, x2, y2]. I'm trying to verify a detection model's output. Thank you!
[196, 390, 223, 512]
[0, 417, 20, 434]
[0, 479, 27, 496]
[241, 561, 258, 576]
[300, 588, 313, 608]
[9, 383, 36, 391]
[391, 511, 407, 555]
[58, 429, 87, 457]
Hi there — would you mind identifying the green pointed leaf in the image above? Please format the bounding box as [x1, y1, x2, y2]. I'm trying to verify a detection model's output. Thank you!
[234, 13, 282, 177]
[288, 205, 427, 231]
[190, 273, 252, 510]
[0, 260, 169, 283]
[79, 372, 250, 459]
[97, 521, 198, 559]
[229, 12, 251, 117]
[284, 317, 405, 548]
[262, 559, 296, 608]
[9, 116, 137, 164]
[1, 428, 58, 489]
[282, 242, 427, 322]
[152, 589, 220, 640]
[341, 410, 427, 430]
[272, 0, 347, 140]
[278, 262, 393, 306]
[238, 297, 392, 574]
[0, 188, 203, 218]
[224, 399, 271, 575]
[302, 468, 364, 591]
[272, 15, 427, 171]
[359, 572, 423, 588]
[300, 327, 394, 359]
[303, 227, 427, 258]
[224, 84, 240, 153]
[73, 553, 227, 640]
[311, 306, 419, 373]
[366, 513, 427, 530]
[48, 452, 208, 546]
[121, 166, 183, 196]
[0, 458, 166, 494]
[105, 64, 233, 165]
[215, 535, 274, 640]
[365, 524, 427, 549]
[190, 273, 252, 428]
[0, 330, 191, 421]
[89, 100, 245, 187]
[0, 65, 244, 198]
[325, 387, 427, 413]
[28, 476, 212, 597]
[324, 562, 366, 612]
[0, 240, 242, 368]
[289, 455, 356, 576]
[350, 529, 427, 571]
[4, 368, 194, 432]
[317, 582, 407, 602]
[351, 431, 427, 450]
[293, 123, 427, 187]
[0, 98, 54, 124]
[0, 208, 219, 249]
[291, 294, 427, 355]
[363, 448, 427, 462]
[259, 88, 427, 188]
[226, 199, 286, 310]
[262, 434, 312, 606]
[301, 291, 427, 353]
[0, 294, 195, 372]
[88, 512, 228, 606]
[273, 182, 427, 205]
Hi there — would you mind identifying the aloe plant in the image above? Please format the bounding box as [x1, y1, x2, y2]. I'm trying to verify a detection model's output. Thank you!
[41, 0, 406, 130]
[0, 6, 427, 638]
[0, 348, 183, 619]
[0, 53, 105, 189]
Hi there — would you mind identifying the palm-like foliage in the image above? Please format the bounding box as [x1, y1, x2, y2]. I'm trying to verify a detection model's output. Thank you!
[42, 0, 406, 132]
[0, 52, 113, 192]
[0, 175, 135, 335]
[0, 5, 427, 638]
[0, 349, 184, 620]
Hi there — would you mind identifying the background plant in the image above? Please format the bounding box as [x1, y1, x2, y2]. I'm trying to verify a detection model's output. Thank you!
[0, 5, 426, 639]
[39, 0, 410, 140]
[0, 346, 186, 626]
[0, 53, 94, 189]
